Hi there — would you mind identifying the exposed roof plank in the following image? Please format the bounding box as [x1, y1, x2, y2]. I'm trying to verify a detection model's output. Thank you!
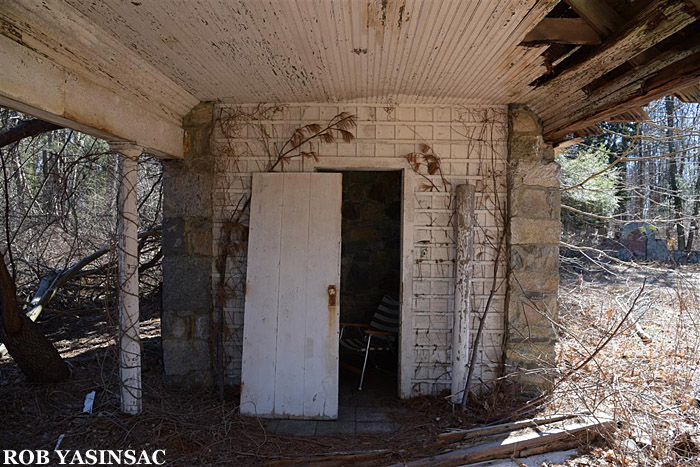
[545, 50, 700, 141]
[674, 83, 700, 102]
[583, 23, 700, 95]
[520, 18, 602, 46]
[533, 0, 697, 90]
[547, 37, 700, 132]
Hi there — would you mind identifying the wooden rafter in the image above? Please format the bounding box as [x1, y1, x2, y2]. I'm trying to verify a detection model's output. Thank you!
[563, 0, 624, 37]
[520, 18, 602, 46]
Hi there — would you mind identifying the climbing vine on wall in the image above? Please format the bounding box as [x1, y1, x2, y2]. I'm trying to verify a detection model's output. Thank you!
[400, 107, 510, 404]
[405, 143, 451, 192]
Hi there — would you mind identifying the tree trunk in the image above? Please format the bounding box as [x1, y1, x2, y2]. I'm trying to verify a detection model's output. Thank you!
[665, 96, 687, 250]
[0, 255, 70, 382]
[686, 171, 700, 251]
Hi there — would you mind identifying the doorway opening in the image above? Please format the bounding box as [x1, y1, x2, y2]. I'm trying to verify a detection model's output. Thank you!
[336, 170, 402, 405]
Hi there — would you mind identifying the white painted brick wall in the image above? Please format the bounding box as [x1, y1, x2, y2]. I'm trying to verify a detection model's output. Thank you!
[212, 103, 507, 397]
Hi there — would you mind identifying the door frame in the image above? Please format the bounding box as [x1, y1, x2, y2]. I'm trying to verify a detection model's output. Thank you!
[310, 159, 415, 399]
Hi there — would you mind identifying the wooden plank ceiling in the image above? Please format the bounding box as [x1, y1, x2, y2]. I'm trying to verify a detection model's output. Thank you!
[1, 0, 698, 145]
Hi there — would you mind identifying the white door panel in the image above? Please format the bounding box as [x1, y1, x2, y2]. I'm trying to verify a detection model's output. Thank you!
[240, 172, 342, 419]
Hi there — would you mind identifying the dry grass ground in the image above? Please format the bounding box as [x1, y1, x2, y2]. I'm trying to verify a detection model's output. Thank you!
[548, 262, 700, 466]
[1, 264, 699, 466]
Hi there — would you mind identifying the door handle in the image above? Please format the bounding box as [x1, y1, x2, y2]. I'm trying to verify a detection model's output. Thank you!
[327, 285, 337, 307]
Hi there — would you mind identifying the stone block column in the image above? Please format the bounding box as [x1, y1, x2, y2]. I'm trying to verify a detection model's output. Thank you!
[161, 102, 215, 387]
[505, 104, 561, 396]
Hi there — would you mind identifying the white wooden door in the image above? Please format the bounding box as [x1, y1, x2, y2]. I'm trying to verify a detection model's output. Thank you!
[240, 172, 342, 419]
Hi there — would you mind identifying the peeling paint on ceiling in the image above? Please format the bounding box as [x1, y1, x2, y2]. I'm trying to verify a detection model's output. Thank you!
[44, 0, 555, 105]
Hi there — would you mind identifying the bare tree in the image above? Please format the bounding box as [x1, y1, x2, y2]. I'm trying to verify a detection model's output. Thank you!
[0, 107, 163, 382]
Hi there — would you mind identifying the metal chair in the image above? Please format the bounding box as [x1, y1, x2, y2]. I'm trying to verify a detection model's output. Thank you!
[339, 294, 400, 390]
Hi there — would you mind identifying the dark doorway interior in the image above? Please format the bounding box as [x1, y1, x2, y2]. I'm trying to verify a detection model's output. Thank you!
[337, 170, 402, 404]
[340, 171, 402, 322]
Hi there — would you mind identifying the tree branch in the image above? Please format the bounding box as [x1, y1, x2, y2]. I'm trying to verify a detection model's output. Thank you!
[0, 119, 63, 149]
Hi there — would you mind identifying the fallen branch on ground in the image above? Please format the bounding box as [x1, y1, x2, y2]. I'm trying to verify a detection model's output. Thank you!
[0, 227, 161, 357]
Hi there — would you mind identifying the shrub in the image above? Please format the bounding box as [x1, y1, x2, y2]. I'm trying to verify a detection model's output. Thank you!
[557, 146, 620, 218]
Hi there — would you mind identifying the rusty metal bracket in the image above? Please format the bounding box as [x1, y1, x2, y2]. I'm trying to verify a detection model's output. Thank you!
[327, 285, 337, 307]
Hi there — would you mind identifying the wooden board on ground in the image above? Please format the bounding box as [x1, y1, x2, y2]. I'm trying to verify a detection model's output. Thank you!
[437, 413, 583, 444]
[395, 415, 615, 467]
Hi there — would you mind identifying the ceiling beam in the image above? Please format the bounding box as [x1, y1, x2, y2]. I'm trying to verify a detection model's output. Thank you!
[0, 35, 185, 158]
[0, 3, 197, 123]
[520, 18, 602, 46]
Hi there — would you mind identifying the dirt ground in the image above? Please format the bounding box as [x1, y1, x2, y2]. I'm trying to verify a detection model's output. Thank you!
[1, 264, 699, 466]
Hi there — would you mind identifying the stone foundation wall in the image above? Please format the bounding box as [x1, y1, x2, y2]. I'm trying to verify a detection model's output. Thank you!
[161, 102, 215, 387]
[505, 105, 561, 396]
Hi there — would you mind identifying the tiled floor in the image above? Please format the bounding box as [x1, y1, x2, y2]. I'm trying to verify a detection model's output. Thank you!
[264, 367, 406, 436]
[265, 406, 403, 436]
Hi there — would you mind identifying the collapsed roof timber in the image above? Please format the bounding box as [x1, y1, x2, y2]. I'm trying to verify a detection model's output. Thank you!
[1, 0, 698, 418]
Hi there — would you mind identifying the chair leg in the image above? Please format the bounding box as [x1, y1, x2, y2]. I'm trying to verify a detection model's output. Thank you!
[359, 334, 373, 391]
